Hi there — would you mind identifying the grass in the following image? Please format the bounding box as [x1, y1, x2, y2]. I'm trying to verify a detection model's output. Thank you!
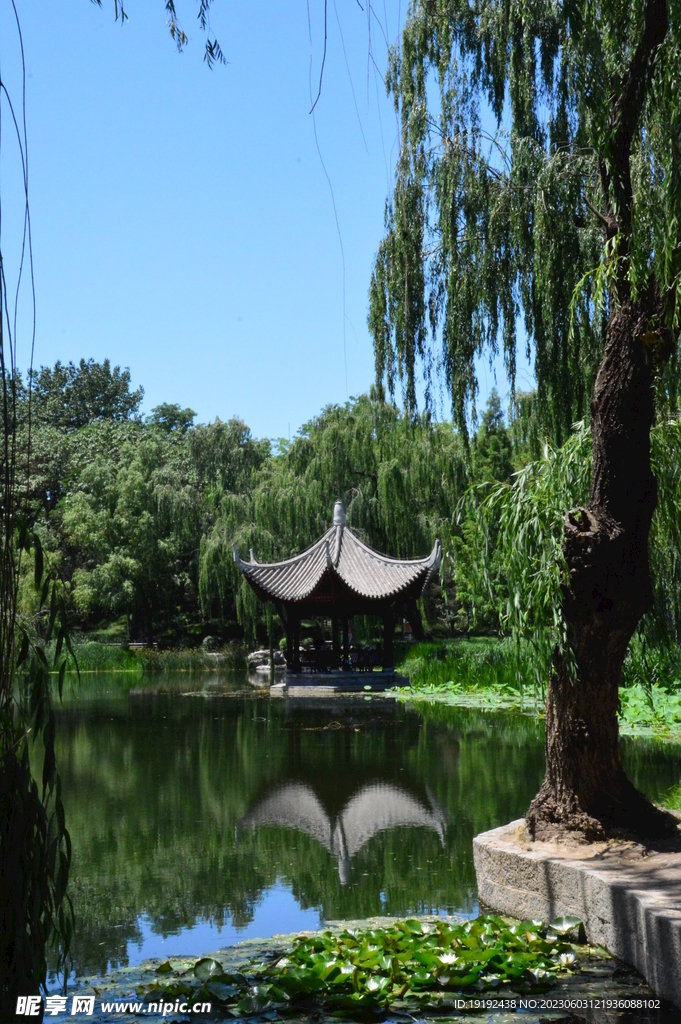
[394, 637, 681, 739]
[48, 640, 247, 674]
[396, 637, 517, 688]
[50, 641, 142, 673]
[662, 782, 681, 811]
[136, 644, 247, 674]
[394, 638, 542, 712]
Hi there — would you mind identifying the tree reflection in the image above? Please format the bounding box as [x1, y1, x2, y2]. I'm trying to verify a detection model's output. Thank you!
[48, 683, 553, 976]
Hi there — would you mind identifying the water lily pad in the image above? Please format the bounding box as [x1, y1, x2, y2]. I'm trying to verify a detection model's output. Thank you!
[94, 914, 604, 1017]
[206, 982, 238, 1000]
[194, 957, 223, 981]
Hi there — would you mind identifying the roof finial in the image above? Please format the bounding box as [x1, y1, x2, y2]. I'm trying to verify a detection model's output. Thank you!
[333, 500, 346, 527]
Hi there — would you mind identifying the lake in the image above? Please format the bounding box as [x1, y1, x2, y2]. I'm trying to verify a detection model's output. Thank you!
[50, 673, 681, 982]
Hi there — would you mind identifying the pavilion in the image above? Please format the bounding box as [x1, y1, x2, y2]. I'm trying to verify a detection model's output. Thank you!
[233, 500, 441, 673]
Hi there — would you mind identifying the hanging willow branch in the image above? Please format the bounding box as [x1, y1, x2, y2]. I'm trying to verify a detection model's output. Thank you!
[0, 4, 78, 1009]
[369, 0, 681, 444]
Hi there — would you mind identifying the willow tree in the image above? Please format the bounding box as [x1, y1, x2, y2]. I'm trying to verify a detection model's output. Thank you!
[370, 0, 681, 838]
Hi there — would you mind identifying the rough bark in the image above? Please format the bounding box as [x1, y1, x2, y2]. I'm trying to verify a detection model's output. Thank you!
[526, 289, 678, 840]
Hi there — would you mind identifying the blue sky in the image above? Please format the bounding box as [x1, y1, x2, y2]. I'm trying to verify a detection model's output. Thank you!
[0, 0, 533, 440]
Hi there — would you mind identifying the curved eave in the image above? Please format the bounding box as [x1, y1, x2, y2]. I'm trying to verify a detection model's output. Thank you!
[333, 537, 442, 601]
[233, 534, 442, 605]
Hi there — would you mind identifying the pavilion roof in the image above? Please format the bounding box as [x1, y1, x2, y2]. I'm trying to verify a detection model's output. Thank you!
[233, 501, 441, 605]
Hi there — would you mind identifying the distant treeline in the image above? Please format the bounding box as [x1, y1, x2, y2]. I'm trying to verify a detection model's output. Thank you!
[13, 359, 521, 647]
[16, 358, 681, 650]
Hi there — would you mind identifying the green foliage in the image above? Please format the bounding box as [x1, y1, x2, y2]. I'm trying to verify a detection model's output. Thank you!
[458, 417, 681, 694]
[452, 392, 519, 631]
[20, 367, 268, 645]
[147, 403, 196, 434]
[134, 643, 247, 674]
[622, 634, 681, 693]
[43, 639, 249, 675]
[395, 640, 681, 741]
[19, 356, 681, 671]
[19, 367, 473, 648]
[649, 417, 681, 643]
[663, 782, 681, 811]
[1, 530, 75, 1009]
[474, 389, 513, 485]
[618, 636, 681, 737]
[397, 638, 519, 692]
[51, 642, 141, 674]
[465, 421, 591, 694]
[27, 358, 143, 432]
[59, 419, 203, 639]
[369, 0, 681, 444]
[619, 685, 681, 738]
[134, 916, 586, 1014]
[95, 0, 225, 68]
[396, 638, 681, 736]
[208, 391, 467, 642]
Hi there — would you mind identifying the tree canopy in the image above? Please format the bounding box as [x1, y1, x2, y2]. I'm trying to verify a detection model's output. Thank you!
[369, 0, 681, 442]
[19, 358, 680, 655]
[28, 358, 143, 431]
[21, 361, 473, 646]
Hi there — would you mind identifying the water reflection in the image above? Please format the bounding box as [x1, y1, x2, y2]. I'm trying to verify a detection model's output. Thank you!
[46, 674, 681, 981]
[238, 781, 446, 884]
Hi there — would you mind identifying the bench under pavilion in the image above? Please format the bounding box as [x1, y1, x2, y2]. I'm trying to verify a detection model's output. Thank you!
[233, 500, 441, 675]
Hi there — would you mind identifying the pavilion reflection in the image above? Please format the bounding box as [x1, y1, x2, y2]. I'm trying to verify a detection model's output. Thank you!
[237, 781, 446, 884]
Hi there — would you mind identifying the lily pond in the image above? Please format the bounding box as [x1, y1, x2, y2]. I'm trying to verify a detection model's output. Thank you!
[49, 672, 681, 1017]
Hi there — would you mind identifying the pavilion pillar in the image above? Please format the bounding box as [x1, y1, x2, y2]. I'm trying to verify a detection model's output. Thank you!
[285, 611, 294, 670]
[342, 616, 349, 669]
[383, 612, 394, 669]
[332, 616, 340, 668]
[292, 611, 301, 673]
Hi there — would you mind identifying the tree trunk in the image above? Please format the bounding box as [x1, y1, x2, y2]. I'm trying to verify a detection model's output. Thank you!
[527, 288, 678, 840]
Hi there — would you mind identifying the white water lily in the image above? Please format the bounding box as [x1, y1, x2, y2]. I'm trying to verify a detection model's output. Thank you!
[558, 952, 576, 966]
[438, 952, 459, 964]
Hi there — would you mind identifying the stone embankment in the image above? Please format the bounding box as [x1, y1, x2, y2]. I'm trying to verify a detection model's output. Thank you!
[474, 817, 681, 1008]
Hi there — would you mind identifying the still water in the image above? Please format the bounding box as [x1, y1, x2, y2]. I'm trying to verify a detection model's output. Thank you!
[52, 673, 681, 981]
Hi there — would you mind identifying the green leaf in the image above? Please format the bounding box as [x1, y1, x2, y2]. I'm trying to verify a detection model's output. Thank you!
[58, 659, 67, 701]
[194, 957, 222, 981]
[16, 630, 29, 669]
[34, 532, 44, 590]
